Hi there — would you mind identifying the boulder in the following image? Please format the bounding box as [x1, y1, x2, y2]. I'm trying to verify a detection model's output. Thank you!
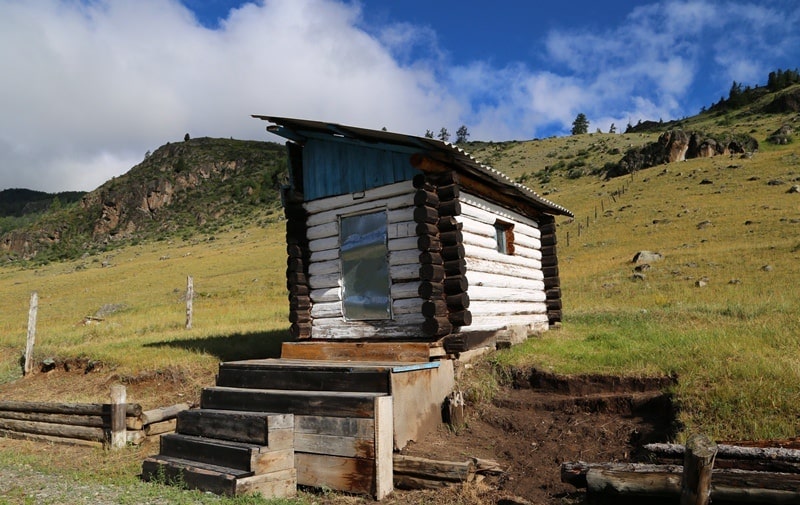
[632, 251, 663, 263]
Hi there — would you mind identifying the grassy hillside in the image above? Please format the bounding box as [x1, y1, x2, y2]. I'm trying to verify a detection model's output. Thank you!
[0, 85, 799, 445]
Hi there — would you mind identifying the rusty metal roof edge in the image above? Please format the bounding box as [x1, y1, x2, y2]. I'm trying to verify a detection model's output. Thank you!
[253, 114, 574, 218]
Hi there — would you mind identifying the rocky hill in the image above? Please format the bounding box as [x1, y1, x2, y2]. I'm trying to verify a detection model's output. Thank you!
[2, 75, 798, 264]
[0, 138, 287, 262]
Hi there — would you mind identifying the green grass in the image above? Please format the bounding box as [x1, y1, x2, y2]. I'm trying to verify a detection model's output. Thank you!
[0, 106, 799, 447]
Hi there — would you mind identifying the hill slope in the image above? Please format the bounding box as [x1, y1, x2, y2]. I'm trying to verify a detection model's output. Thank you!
[0, 137, 287, 263]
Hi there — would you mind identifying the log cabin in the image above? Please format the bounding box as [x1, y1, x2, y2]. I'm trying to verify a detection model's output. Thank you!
[255, 115, 573, 354]
[142, 117, 573, 500]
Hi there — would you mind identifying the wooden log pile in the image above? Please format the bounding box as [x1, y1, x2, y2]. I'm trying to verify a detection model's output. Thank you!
[412, 172, 472, 341]
[284, 184, 311, 340]
[562, 438, 800, 503]
[0, 399, 190, 448]
[539, 215, 562, 326]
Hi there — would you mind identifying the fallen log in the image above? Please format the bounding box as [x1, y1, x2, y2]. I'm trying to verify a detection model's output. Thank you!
[563, 461, 800, 503]
[393, 454, 474, 490]
[144, 419, 177, 437]
[140, 403, 191, 425]
[645, 442, 800, 463]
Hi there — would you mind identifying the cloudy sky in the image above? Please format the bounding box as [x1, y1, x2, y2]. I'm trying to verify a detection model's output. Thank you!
[1, 0, 798, 192]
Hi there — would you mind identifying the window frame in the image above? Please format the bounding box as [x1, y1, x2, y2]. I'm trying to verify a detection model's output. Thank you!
[338, 208, 392, 321]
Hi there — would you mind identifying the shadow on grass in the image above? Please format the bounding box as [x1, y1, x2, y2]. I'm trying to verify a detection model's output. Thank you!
[145, 328, 292, 362]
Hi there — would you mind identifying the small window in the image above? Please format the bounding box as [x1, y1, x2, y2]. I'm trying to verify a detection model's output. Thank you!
[494, 220, 515, 255]
[340, 210, 392, 320]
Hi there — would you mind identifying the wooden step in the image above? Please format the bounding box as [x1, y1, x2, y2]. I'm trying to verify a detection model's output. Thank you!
[142, 455, 296, 498]
[216, 361, 391, 393]
[201, 387, 386, 418]
[160, 433, 293, 473]
[177, 409, 293, 446]
[142, 455, 251, 495]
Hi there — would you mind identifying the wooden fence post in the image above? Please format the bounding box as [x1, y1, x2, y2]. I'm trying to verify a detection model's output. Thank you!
[185, 275, 193, 330]
[110, 384, 127, 449]
[24, 292, 38, 376]
[680, 434, 717, 505]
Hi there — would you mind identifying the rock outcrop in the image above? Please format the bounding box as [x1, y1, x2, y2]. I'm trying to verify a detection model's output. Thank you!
[607, 129, 759, 178]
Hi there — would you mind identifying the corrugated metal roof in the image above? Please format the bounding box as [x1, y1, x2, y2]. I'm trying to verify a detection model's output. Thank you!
[253, 115, 573, 218]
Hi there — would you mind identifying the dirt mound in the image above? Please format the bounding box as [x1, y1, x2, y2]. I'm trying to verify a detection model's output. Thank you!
[401, 367, 678, 504]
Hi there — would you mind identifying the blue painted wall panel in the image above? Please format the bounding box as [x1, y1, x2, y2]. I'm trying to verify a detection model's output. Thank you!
[302, 138, 418, 200]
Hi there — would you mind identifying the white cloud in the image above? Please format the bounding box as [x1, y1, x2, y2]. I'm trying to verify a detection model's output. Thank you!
[0, 0, 798, 192]
[0, 0, 461, 191]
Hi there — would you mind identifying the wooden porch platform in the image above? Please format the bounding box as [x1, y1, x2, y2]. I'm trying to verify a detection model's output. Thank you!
[143, 349, 455, 500]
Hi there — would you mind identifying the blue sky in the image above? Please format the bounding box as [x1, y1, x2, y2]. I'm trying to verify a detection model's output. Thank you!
[1, 0, 798, 192]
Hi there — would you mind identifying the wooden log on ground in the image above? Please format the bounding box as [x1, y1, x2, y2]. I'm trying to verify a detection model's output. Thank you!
[0, 418, 106, 443]
[141, 403, 191, 425]
[0, 429, 104, 448]
[563, 461, 800, 503]
[0, 401, 141, 417]
[645, 442, 800, 463]
[393, 454, 475, 483]
[681, 434, 717, 505]
[0, 410, 107, 428]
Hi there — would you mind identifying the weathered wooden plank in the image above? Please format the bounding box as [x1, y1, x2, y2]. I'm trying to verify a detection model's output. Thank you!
[310, 315, 426, 340]
[216, 366, 390, 394]
[465, 257, 544, 281]
[308, 236, 339, 253]
[392, 281, 422, 300]
[144, 419, 177, 436]
[374, 395, 394, 500]
[141, 455, 247, 496]
[390, 360, 455, 450]
[294, 415, 375, 438]
[310, 286, 340, 303]
[201, 388, 386, 418]
[469, 285, 546, 302]
[308, 272, 340, 290]
[306, 221, 338, 241]
[467, 314, 549, 332]
[295, 432, 373, 458]
[304, 181, 414, 220]
[464, 242, 542, 268]
[392, 263, 421, 282]
[309, 248, 339, 263]
[295, 453, 375, 496]
[234, 468, 297, 499]
[389, 236, 419, 252]
[178, 409, 294, 449]
[389, 248, 419, 266]
[466, 270, 545, 291]
[469, 301, 547, 316]
[393, 297, 422, 316]
[281, 341, 437, 362]
[308, 258, 339, 277]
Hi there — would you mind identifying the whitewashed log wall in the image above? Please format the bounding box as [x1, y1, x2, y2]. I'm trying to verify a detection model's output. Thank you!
[457, 193, 549, 333]
[303, 181, 423, 339]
